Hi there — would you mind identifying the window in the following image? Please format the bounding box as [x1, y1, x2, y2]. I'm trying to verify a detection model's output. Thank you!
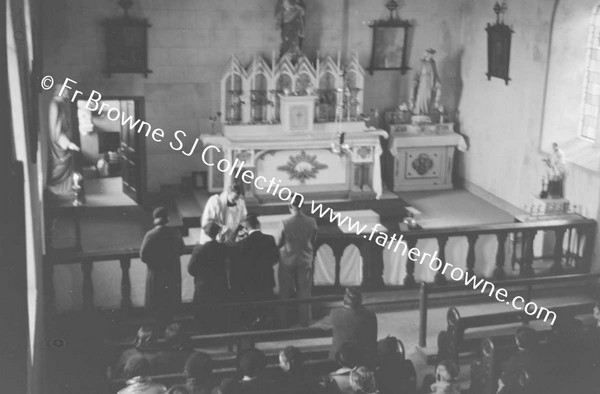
[580, 5, 600, 141]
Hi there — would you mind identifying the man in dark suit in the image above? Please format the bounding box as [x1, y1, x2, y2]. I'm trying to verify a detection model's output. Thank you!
[497, 326, 553, 394]
[233, 213, 279, 301]
[324, 288, 377, 366]
[230, 213, 279, 329]
[140, 207, 185, 328]
[187, 221, 228, 332]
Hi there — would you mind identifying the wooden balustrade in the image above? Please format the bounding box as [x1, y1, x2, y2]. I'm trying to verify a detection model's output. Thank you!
[44, 217, 596, 313]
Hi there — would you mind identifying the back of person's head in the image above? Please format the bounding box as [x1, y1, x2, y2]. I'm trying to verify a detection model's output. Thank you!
[436, 360, 459, 383]
[515, 326, 537, 350]
[229, 183, 244, 197]
[377, 336, 401, 362]
[244, 213, 260, 230]
[203, 221, 221, 240]
[280, 346, 303, 372]
[164, 322, 189, 350]
[124, 355, 151, 379]
[349, 366, 377, 394]
[185, 352, 212, 380]
[289, 194, 304, 212]
[134, 325, 156, 350]
[343, 287, 363, 309]
[153, 206, 169, 226]
[166, 385, 190, 394]
[238, 348, 266, 378]
[335, 342, 364, 369]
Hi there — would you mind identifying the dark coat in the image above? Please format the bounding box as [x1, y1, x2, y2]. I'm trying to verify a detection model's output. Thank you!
[329, 306, 378, 364]
[499, 347, 554, 394]
[150, 348, 193, 375]
[187, 240, 228, 303]
[232, 231, 279, 299]
[140, 225, 185, 311]
[219, 376, 276, 394]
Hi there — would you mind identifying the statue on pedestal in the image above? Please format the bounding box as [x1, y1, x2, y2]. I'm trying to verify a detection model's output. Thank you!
[275, 0, 306, 57]
[46, 85, 80, 197]
[410, 48, 442, 117]
[541, 142, 566, 199]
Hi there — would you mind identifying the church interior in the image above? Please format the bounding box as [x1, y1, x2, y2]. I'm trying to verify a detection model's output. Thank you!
[4, 0, 600, 393]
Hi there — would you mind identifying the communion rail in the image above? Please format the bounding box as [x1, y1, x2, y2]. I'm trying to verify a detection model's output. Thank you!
[44, 217, 596, 313]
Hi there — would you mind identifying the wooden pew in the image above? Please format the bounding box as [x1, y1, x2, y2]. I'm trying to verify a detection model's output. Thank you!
[437, 301, 594, 362]
[469, 336, 519, 394]
[111, 358, 339, 393]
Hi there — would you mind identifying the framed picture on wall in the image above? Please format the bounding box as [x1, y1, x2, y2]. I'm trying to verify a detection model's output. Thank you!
[486, 22, 514, 85]
[103, 16, 152, 77]
[368, 18, 412, 75]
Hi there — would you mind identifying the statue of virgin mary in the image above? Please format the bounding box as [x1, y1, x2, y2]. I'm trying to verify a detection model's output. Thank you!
[275, 0, 306, 56]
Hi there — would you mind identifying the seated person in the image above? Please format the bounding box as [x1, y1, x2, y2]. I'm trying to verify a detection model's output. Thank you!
[219, 348, 275, 394]
[320, 342, 366, 394]
[323, 288, 377, 366]
[497, 326, 552, 394]
[275, 346, 319, 394]
[165, 352, 214, 394]
[426, 360, 460, 394]
[151, 323, 193, 374]
[349, 366, 379, 394]
[117, 356, 167, 394]
[114, 326, 159, 378]
[188, 221, 228, 332]
[374, 336, 415, 394]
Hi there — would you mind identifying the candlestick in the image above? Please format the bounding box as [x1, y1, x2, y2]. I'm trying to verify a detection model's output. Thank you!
[272, 49, 276, 68]
[337, 50, 341, 70]
[316, 51, 320, 77]
[230, 55, 235, 91]
[251, 55, 256, 91]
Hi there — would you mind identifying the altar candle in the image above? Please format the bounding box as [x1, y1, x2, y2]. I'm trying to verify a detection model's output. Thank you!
[316, 51, 320, 76]
[251, 55, 256, 91]
[230, 55, 235, 91]
[337, 50, 341, 70]
[272, 49, 276, 68]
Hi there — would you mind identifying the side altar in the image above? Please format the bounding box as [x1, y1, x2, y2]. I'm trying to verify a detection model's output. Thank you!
[202, 122, 387, 204]
[387, 123, 467, 191]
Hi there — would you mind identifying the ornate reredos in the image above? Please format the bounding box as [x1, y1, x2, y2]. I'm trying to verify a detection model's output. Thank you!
[220, 52, 365, 125]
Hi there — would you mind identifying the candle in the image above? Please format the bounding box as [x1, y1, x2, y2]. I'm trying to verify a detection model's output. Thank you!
[230, 55, 234, 91]
[337, 50, 341, 69]
[272, 49, 276, 68]
[251, 55, 256, 91]
[316, 51, 320, 77]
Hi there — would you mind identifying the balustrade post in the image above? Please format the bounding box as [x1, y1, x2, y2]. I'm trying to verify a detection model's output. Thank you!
[82, 259, 94, 311]
[419, 282, 428, 347]
[120, 257, 132, 310]
[360, 239, 384, 289]
[520, 231, 536, 277]
[466, 235, 478, 276]
[434, 236, 448, 285]
[403, 237, 417, 288]
[550, 228, 566, 274]
[581, 225, 596, 272]
[493, 233, 507, 280]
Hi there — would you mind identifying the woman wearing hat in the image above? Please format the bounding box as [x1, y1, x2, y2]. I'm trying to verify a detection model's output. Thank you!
[140, 207, 186, 326]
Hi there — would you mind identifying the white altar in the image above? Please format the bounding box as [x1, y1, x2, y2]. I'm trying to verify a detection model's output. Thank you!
[388, 123, 467, 191]
[202, 122, 388, 202]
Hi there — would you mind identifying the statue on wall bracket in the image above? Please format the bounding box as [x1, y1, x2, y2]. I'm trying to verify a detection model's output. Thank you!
[275, 0, 306, 57]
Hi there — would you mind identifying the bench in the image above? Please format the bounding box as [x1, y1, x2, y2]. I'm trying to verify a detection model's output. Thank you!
[437, 301, 595, 362]
[111, 358, 339, 393]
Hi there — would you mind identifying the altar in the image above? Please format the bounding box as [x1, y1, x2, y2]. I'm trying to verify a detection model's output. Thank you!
[387, 123, 467, 191]
[202, 52, 387, 203]
[202, 122, 387, 203]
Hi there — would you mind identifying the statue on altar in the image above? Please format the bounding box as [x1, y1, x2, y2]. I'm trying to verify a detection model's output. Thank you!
[410, 48, 442, 116]
[275, 0, 306, 56]
[541, 142, 566, 199]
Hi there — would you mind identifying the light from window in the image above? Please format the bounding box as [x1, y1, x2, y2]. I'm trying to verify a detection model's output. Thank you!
[580, 5, 600, 141]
